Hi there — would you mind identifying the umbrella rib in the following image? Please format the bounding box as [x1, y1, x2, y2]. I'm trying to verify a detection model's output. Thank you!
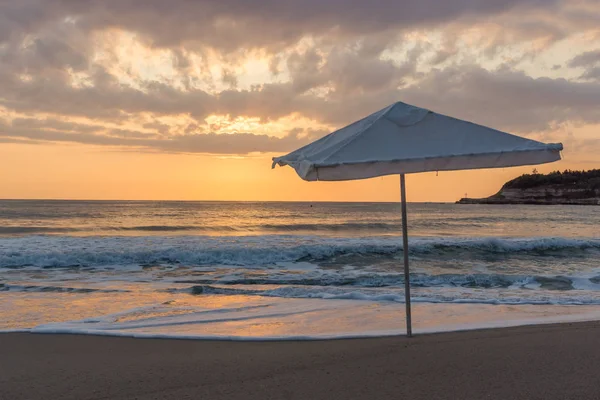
[320, 107, 390, 164]
[311, 146, 562, 168]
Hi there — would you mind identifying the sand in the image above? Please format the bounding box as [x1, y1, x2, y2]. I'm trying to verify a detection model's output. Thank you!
[2, 322, 600, 400]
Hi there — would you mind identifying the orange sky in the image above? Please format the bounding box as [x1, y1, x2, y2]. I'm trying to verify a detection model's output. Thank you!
[1, 141, 595, 202]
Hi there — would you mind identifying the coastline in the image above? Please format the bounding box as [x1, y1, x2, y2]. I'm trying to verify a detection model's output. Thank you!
[456, 169, 600, 205]
[3, 321, 600, 400]
[456, 198, 600, 205]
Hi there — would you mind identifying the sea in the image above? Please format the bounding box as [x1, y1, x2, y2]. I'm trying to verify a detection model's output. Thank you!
[1, 200, 599, 339]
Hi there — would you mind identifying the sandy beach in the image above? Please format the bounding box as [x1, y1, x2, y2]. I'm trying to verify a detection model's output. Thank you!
[2, 322, 600, 400]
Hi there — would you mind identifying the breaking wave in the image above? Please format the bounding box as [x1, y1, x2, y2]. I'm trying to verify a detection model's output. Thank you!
[175, 273, 571, 290]
[181, 271, 597, 292]
[1, 235, 599, 268]
[182, 282, 600, 305]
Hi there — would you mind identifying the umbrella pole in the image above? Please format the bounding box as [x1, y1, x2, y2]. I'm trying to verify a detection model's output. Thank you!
[400, 174, 412, 337]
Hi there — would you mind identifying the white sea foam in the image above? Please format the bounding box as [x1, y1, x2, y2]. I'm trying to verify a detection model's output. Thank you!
[25, 298, 600, 341]
[1, 235, 599, 268]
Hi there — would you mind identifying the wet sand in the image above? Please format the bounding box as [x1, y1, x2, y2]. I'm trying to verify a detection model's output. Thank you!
[2, 322, 600, 400]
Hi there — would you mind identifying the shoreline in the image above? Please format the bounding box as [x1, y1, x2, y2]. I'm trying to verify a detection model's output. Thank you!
[3, 316, 600, 340]
[3, 321, 600, 399]
[5, 300, 600, 342]
[5, 308, 600, 341]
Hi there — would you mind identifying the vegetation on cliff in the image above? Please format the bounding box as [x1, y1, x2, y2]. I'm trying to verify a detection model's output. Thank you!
[503, 169, 600, 192]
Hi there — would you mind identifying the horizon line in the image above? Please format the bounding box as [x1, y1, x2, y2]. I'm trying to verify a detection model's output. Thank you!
[0, 198, 454, 204]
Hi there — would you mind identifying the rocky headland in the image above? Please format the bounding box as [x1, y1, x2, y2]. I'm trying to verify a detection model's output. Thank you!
[457, 169, 600, 205]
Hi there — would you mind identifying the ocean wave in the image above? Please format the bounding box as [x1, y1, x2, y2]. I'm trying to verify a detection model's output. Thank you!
[0, 236, 599, 268]
[0, 225, 240, 235]
[180, 272, 591, 292]
[116, 225, 239, 232]
[257, 220, 495, 230]
[0, 227, 77, 234]
[0, 222, 404, 235]
[176, 273, 529, 289]
[183, 284, 600, 305]
[3, 217, 586, 236]
[0, 283, 128, 293]
[0, 221, 475, 235]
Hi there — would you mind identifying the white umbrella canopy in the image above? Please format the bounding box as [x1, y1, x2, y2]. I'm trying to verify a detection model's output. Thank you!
[273, 101, 562, 180]
[272, 101, 563, 336]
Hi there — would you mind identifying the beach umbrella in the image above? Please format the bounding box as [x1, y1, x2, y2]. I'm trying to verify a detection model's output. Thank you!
[272, 101, 563, 337]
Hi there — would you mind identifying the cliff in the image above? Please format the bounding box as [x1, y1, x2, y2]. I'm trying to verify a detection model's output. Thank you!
[457, 169, 600, 205]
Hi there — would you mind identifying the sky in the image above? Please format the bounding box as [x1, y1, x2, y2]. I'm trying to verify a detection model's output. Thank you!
[1, 0, 599, 202]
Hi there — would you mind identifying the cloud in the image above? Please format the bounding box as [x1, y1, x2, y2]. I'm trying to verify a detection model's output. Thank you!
[567, 50, 600, 81]
[568, 50, 600, 68]
[0, 0, 599, 157]
[0, 0, 566, 51]
[580, 66, 600, 81]
[0, 65, 217, 120]
[5, 61, 600, 148]
[399, 65, 600, 132]
[0, 118, 320, 154]
[11, 117, 103, 133]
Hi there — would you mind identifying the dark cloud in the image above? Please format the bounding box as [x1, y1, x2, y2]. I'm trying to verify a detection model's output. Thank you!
[0, 0, 565, 51]
[284, 41, 421, 97]
[221, 69, 238, 89]
[399, 66, 600, 132]
[0, 66, 217, 120]
[567, 50, 600, 82]
[108, 128, 160, 139]
[0, 118, 315, 154]
[11, 117, 102, 133]
[580, 66, 600, 81]
[568, 50, 600, 68]
[142, 121, 171, 135]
